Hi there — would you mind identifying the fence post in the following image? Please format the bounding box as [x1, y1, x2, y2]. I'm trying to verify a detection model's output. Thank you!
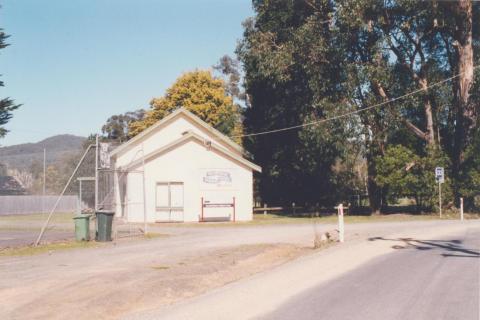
[77, 196, 81, 215]
[263, 203, 267, 216]
[460, 197, 464, 221]
[338, 203, 344, 243]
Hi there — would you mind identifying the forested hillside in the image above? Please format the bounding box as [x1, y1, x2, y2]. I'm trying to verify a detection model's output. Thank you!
[0, 134, 85, 171]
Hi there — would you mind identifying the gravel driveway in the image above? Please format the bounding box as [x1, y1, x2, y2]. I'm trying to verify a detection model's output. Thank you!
[1, 219, 475, 319]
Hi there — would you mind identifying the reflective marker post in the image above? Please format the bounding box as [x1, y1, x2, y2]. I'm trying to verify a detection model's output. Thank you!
[337, 204, 344, 243]
[460, 197, 464, 221]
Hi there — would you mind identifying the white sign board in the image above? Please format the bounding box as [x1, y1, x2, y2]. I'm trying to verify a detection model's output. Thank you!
[199, 168, 236, 206]
[199, 169, 235, 189]
[99, 143, 111, 169]
[435, 167, 444, 183]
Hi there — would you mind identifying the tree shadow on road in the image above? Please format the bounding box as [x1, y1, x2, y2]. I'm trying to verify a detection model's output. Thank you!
[368, 236, 480, 258]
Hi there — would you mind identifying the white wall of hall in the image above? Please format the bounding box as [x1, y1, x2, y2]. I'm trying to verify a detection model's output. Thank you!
[122, 139, 253, 223]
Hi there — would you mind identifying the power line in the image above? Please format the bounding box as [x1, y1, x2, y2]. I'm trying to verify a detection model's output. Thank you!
[232, 65, 480, 139]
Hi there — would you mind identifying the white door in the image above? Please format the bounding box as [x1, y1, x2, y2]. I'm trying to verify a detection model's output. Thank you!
[155, 182, 184, 222]
[155, 183, 170, 221]
[169, 183, 184, 221]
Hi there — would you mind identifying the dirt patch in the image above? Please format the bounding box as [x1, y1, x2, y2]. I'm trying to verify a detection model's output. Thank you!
[6, 243, 312, 320]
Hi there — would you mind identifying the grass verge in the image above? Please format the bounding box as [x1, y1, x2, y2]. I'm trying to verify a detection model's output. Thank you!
[148, 212, 478, 228]
[0, 240, 100, 257]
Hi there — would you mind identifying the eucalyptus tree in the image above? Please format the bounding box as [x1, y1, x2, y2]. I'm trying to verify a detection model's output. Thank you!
[237, 0, 352, 206]
[238, 0, 479, 211]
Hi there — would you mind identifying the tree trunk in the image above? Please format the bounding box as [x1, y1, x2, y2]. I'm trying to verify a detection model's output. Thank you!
[419, 78, 436, 146]
[452, 0, 474, 203]
[366, 146, 383, 215]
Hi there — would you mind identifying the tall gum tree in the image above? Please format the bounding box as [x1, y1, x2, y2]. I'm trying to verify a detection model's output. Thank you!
[451, 0, 475, 202]
[237, 0, 347, 206]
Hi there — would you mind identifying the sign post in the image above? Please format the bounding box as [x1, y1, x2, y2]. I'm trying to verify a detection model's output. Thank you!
[435, 167, 444, 218]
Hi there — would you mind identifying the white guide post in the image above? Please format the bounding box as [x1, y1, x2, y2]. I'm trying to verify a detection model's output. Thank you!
[460, 197, 464, 221]
[338, 203, 344, 243]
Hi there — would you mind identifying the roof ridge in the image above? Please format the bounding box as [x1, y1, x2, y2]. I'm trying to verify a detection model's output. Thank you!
[110, 107, 243, 157]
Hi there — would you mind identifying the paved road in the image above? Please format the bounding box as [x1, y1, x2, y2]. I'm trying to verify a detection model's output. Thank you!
[125, 221, 480, 320]
[262, 226, 480, 320]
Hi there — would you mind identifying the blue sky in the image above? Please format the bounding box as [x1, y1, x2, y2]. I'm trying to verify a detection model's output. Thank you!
[0, 0, 253, 146]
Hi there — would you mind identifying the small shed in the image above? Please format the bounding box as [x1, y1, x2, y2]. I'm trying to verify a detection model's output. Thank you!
[110, 108, 261, 223]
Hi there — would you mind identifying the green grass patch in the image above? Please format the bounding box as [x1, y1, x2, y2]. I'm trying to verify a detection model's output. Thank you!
[251, 213, 440, 225]
[252, 212, 479, 224]
[146, 212, 476, 228]
[0, 240, 99, 257]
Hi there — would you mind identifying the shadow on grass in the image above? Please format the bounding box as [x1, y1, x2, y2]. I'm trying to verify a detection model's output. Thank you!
[368, 236, 480, 258]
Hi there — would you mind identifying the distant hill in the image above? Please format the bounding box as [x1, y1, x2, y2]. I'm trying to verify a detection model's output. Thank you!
[0, 134, 86, 171]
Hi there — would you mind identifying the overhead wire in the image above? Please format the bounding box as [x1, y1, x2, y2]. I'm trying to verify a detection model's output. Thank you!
[230, 65, 480, 139]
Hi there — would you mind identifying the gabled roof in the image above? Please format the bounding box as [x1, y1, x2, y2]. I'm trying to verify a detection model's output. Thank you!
[110, 107, 243, 157]
[123, 131, 261, 172]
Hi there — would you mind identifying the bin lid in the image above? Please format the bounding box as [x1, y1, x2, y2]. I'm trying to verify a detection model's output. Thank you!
[95, 210, 115, 215]
[73, 214, 92, 219]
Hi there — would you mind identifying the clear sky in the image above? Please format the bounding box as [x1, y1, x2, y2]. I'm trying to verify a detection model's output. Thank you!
[0, 0, 253, 146]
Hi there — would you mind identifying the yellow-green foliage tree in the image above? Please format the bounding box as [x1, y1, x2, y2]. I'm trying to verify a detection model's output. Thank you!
[129, 70, 243, 144]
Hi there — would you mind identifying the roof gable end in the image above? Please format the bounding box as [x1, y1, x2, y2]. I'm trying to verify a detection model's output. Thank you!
[111, 107, 243, 157]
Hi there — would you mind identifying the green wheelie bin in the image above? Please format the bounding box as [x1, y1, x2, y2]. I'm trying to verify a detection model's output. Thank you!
[73, 214, 91, 241]
[95, 211, 114, 242]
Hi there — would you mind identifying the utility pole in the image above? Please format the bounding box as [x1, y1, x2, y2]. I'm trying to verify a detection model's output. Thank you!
[95, 134, 99, 212]
[43, 148, 46, 196]
[42, 148, 46, 214]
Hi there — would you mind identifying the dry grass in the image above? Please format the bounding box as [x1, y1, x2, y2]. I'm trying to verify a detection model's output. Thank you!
[151, 212, 461, 228]
[254, 212, 480, 224]
[151, 265, 170, 270]
[144, 232, 170, 239]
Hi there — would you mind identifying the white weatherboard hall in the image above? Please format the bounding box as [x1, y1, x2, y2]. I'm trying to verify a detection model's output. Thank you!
[110, 108, 261, 223]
